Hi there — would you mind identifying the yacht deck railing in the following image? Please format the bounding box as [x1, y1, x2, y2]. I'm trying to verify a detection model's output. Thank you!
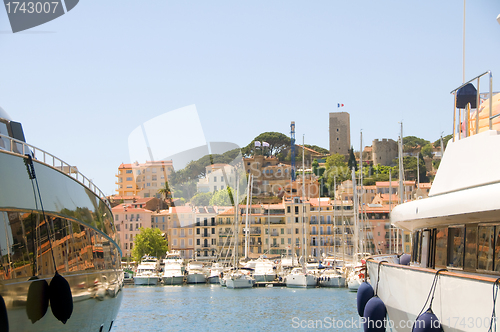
[451, 70, 494, 141]
[0, 133, 111, 209]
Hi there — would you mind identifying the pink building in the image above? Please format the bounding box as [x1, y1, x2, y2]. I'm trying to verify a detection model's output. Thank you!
[112, 203, 153, 258]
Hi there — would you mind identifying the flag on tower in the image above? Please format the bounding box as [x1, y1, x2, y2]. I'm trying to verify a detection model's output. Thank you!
[338, 103, 344, 108]
[254, 141, 261, 147]
[262, 142, 270, 147]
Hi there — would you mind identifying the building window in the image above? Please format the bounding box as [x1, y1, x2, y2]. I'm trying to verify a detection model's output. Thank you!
[125, 243, 128, 249]
[214, 177, 217, 182]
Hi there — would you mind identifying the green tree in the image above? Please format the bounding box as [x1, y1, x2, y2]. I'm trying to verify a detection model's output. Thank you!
[420, 143, 433, 158]
[347, 147, 357, 171]
[312, 159, 319, 176]
[241, 132, 290, 157]
[158, 181, 172, 203]
[190, 192, 213, 206]
[304, 144, 329, 155]
[132, 227, 168, 262]
[403, 155, 428, 183]
[403, 136, 430, 153]
[433, 134, 453, 150]
[209, 188, 234, 206]
[323, 153, 349, 194]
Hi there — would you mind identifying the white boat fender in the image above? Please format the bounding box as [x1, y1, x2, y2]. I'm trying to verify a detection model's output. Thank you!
[26, 277, 49, 324]
[357, 282, 374, 317]
[411, 269, 447, 332]
[399, 254, 411, 266]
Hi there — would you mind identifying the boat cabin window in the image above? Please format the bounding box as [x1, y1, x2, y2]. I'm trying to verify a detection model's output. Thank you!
[421, 230, 431, 268]
[464, 225, 477, 270]
[421, 223, 500, 274]
[435, 227, 448, 267]
[0, 121, 8, 149]
[447, 226, 464, 268]
[478, 225, 495, 270]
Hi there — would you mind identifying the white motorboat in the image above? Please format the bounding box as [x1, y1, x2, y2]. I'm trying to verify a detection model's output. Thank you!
[346, 265, 365, 292]
[285, 267, 317, 288]
[225, 271, 255, 289]
[134, 256, 160, 286]
[318, 268, 346, 288]
[366, 71, 500, 331]
[161, 251, 184, 285]
[185, 261, 207, 284]
[249, 258, 276, 282]
[207, 263, 224, 284]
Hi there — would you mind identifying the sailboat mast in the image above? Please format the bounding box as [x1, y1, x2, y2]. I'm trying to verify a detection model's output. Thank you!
[389, 170, 392, 254]
[359, 131, 364, 255]
[244, 174, 252, 259]
[233, 173, 240, 266]
[302, 135, 307, 260]
[333, 176, 336, 260]
[352, 168, 358, 261]
[318, 179, 321, 258]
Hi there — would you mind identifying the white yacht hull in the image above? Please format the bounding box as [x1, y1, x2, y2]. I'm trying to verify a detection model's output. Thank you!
[207, 275, 220, 284]
[254, 273, 276, 283]
[318, 275, 345, 288]
[133, 276, 159, 286]
[286, 274, 317, 288]
[186, 273, 206, 284]
[347, 276, 362, 292]
[162, 275, 184, 285]
[367, 256, 499, 332]
[226, 277, 254, 289]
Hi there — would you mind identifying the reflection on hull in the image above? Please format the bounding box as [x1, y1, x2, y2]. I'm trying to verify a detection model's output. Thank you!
[0, 148, 123, 330]
[6, 271, 123, 331]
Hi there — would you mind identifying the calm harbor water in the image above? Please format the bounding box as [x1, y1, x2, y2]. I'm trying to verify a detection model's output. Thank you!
[113, 284, 363, 331]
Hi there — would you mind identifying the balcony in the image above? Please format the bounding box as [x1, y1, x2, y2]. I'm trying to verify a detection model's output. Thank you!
[270, 233, 280, 237]
[271, 244, 280, 248]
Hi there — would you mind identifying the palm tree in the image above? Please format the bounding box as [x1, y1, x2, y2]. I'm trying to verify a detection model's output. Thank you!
[158, 181, 172, 206]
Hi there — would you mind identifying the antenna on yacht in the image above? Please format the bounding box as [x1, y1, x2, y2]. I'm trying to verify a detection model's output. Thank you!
[462, 0, 466, 83]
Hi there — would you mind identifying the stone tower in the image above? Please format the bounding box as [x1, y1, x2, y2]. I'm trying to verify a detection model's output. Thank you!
[329, 112, 350, 155]
[372, 138, 398, 166]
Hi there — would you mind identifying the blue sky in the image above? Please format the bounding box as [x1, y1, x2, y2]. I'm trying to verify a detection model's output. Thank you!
[1, 1, 500, 196]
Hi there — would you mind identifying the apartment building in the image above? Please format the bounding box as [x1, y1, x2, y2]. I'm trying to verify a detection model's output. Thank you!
[196, 164, 236, 193]
[166, 206, 195, 259]
[112, 203, 153, 258]
[115, 160, 174, 200]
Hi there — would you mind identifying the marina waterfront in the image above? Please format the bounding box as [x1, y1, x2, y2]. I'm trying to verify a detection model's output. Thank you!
[114, 284, 362, 331]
